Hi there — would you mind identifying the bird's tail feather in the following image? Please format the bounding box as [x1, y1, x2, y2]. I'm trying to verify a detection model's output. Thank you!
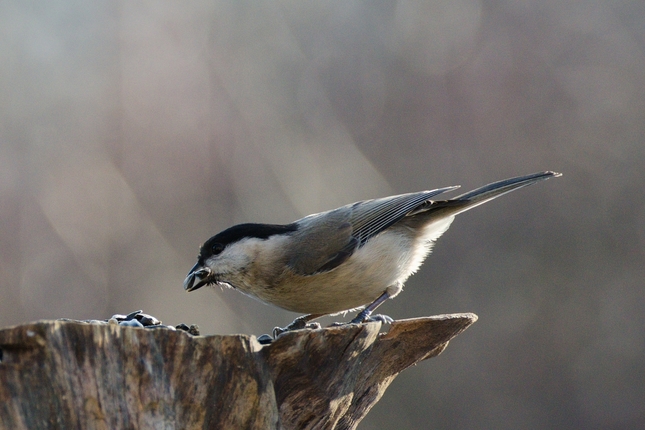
[425, 171, 561, 218]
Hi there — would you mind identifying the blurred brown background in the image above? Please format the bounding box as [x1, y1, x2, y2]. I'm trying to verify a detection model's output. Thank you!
[1, 1, 644, 429]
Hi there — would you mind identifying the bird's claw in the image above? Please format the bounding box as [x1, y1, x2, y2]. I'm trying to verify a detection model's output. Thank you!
[331, 313, 394, 326]
[272, 321, 321, 339]
[261, 312, 393, 345]
[364, 314, 394, 324]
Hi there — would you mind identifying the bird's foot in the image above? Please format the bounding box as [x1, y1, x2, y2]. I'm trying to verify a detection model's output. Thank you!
[362, 314, 394, 324]
[259, 315, 322, 343]
[257, 313, 393, 344]
[329, 313, 394, 327]
[272, 321, 321, 338]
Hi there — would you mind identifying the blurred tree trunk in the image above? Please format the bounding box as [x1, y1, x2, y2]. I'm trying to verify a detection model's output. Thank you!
[0, 314, 476, 430]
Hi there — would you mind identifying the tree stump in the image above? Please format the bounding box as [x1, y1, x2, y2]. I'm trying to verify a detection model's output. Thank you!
[0, 313, 477, 429]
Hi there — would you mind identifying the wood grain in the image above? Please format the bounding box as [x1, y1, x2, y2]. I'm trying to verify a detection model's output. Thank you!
[0, 314, 476, 430]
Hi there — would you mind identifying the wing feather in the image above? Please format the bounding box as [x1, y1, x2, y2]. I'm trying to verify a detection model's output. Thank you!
[287, 186, 459, 275]
[350, 186, 459, 245]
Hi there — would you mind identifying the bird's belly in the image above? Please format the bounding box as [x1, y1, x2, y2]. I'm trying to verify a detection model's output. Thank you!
[261, 267, 395, 314]
[254, 233, 423, 314]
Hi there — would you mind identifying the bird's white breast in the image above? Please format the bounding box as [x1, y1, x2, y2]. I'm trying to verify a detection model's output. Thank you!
[249, 216, 456, 314]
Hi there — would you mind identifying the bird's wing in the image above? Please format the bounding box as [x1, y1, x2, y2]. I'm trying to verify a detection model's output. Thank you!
[287, 186, 459, 275]
[349, 186, 459, 245]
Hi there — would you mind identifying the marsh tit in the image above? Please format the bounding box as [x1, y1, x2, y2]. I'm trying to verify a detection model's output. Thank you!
[184, 171, 561, 332]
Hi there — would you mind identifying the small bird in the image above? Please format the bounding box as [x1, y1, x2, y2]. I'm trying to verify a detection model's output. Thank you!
[184, 171, 561, 332]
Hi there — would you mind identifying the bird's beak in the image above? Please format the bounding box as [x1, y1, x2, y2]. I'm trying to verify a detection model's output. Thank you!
[183, 262, 212, 292]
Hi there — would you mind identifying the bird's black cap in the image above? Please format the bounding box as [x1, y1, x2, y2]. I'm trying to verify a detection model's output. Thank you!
[199, 223, 298, 260]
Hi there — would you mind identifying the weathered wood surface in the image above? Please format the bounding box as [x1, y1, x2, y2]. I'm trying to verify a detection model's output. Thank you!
[0, 313, 477, 430]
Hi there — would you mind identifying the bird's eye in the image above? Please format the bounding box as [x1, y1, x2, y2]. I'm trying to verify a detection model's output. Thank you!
[211, 243, 225, 255]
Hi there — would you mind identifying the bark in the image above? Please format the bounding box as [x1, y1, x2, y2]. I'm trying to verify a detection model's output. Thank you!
[0, 313, 476, 430]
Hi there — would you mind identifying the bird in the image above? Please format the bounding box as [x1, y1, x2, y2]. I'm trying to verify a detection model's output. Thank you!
[184, 171, 561, 333]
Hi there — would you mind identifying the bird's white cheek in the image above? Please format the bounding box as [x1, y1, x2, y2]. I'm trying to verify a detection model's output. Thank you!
[206, 236, 289, 290]
[205, 252, 250, 278]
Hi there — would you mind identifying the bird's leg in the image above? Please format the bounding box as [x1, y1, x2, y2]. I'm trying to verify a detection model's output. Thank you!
[272, 313, 325, 338]
[348, 291, 393, 324]
[261, 294, 395, 344]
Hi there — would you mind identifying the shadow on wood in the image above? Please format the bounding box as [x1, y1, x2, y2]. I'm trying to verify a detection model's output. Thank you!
[0, 313, 477, 430]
